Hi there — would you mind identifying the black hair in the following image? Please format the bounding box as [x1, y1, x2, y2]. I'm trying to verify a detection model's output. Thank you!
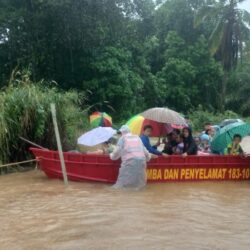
[173, 129, 181, 135]
[204, 122, 212, 126]
[143, 125, 153, 131]
[183, 127, 191, 133]
[182, 127, 193, 139]
[233, 134, 242, 140]
[178, 134, 184, 140]
[205, 128, 212, 134]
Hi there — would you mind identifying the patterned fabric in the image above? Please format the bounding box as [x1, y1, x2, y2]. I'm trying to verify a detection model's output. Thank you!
[224, 143, 243, 155]
[174, 142, 184, 154]
[198, 143, 211, 154]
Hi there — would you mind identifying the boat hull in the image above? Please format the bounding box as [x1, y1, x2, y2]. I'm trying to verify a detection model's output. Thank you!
[30, 148, 250, 183]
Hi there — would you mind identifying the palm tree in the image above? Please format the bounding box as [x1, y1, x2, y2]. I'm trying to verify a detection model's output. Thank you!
[195, 0, 250, 110]
[195, 0, 250, 70]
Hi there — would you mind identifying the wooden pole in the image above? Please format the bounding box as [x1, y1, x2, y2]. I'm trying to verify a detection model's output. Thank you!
[0, 159, 37, 168]
[19, 136, 47, 149]
[50, 103, 68, 186]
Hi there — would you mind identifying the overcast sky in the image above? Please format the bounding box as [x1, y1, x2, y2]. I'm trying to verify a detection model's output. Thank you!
[240, 1, 250, 12]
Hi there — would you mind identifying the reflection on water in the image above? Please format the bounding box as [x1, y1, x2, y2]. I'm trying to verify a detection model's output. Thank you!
[0, 170, 250, 250]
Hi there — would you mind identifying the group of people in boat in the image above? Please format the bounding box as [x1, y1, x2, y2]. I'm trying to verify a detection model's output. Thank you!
[138, 123, 243, 157]
[141, 124, 243, 156]
[107, 123, 244, 189]
[88, 122, 244, 157]
[141, 125, 198, 156]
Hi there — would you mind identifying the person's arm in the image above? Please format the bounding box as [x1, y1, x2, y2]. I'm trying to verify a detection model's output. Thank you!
[141, 135, 162, 155]
[110, 137, 124, 160]
[110, 146, 122, 160]
[143, 147, 152, 162]
[153, 137, 161, 148]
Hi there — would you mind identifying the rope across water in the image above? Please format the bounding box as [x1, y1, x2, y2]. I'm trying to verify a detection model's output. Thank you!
[0, 159, 38, 168]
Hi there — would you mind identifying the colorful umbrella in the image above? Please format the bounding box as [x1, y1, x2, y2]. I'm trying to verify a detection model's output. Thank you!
[126, 115, 173, 137]
[211, 122, 250, 153]
[89, 112, 112, 127]
[141, 107, 187, 126]
[77, 127, 117, 146]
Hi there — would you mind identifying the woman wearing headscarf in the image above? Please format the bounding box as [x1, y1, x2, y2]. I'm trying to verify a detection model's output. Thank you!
[182, 127, 198, 156]
[110, 125, 152, 189]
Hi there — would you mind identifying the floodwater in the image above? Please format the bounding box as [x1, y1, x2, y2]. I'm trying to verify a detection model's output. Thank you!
[0, 171, 250, 250]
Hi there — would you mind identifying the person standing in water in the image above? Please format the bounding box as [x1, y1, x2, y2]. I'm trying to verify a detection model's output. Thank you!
[110, 125, 153, 189]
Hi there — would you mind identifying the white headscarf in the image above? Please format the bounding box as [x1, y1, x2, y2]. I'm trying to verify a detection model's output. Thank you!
[119, 125, 131, 135]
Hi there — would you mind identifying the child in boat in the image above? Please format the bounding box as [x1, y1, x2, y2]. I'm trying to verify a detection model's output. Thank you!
[162, 130, 180, 155]
[194, 136, 201, 146]
[198, 134, 211, 154]
[205, 127, 215, 143]
[172, 134, 184, 155]
[224, 134, 244, 155]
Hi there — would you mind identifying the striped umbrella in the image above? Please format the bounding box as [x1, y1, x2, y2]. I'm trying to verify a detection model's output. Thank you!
[89, 112, 112, 127]
[211, 122, 250, 153]
[141, 107, 187, 126]
[126, 115, 173, 137]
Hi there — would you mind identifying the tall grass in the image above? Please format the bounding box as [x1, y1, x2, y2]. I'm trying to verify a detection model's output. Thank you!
[0, 70, 88, 165]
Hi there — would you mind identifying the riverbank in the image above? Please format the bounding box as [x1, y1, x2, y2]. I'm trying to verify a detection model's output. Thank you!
[0, 170, 250, 250]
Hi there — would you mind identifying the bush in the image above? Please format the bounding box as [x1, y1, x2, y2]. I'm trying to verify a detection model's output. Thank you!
[189, 106, 246, 132]
[0, 70, 88, 164]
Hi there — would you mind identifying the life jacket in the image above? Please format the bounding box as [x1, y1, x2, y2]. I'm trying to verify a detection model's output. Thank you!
[122, 134, 145, 161]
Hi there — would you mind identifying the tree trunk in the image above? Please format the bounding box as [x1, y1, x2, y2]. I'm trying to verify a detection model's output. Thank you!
[219, 73, 228, 112]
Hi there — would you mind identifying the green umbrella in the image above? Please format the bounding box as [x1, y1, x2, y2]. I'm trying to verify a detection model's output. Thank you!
[211, 122, 250, 153]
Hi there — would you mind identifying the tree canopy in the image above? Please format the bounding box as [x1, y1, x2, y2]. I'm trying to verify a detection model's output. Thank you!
[0, 0, 250, 119]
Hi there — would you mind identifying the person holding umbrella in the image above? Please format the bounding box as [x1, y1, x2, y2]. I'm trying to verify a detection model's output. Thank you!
[110, 125, 153, 189]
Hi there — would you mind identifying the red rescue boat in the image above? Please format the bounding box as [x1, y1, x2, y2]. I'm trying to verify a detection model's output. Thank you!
[30, 148, 250, 183]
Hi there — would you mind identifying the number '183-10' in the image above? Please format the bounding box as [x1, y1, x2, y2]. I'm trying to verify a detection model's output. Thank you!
[228, 168, 250, 179]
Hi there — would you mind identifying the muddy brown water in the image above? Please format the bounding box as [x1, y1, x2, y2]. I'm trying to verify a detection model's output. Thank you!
[0, 170, 250, 250]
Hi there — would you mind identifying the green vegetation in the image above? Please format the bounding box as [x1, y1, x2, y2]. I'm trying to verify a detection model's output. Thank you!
[1, 0, 250, 119]
[0, 70, 86, 164]
[0, 0, 250, 164]
[189, 107, 250, 132]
